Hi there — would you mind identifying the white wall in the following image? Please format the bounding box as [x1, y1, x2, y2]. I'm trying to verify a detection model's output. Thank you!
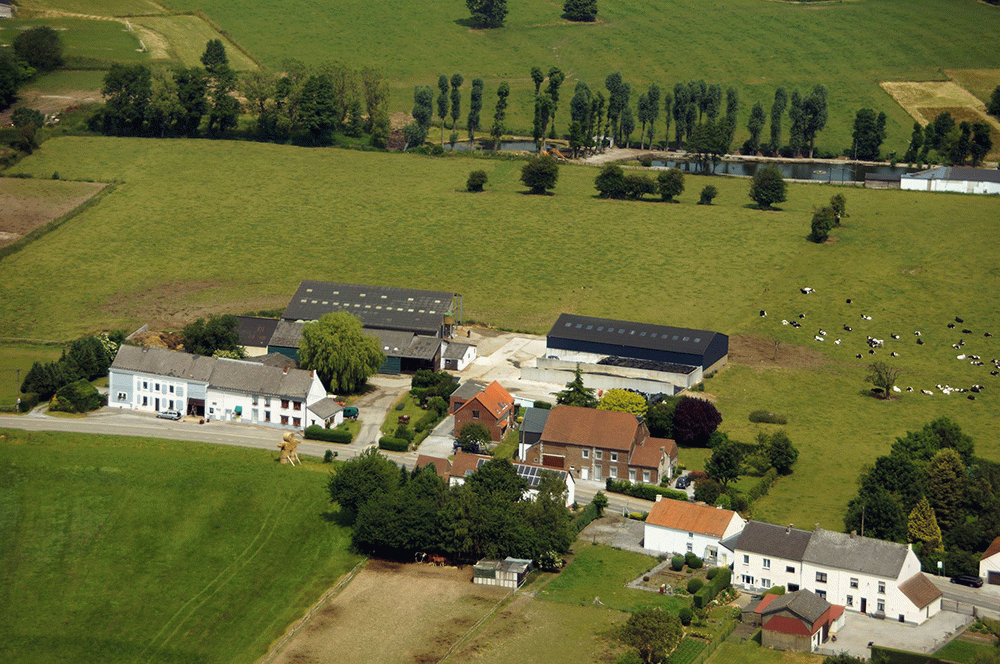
[108, 369, 192, 414]
[644, 514, 743, 564]
[901, 178, 1000, 195]
[980, 554, 1000, 584]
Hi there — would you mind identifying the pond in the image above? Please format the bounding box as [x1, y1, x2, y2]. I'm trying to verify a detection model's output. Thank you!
[448, 140, 540, 153]
[647, 158, 919, 183]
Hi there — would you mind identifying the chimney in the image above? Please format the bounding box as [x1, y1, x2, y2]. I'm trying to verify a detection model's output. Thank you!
[656, 494, 662, 502]
[850, 530, 857, 539]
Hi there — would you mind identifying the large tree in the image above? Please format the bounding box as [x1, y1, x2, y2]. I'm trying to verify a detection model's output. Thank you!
[597, 389, 646, 416]
[467, 77, 484, 139]
[328, 447, 400, 523]
[800, 85, 828, 158]
[102, 64, 152, 135]
[657, 168, 684, 201]
[466, 0, 507, 28]
[14, 25, 64, 72]
[748, 164, 787, 209]
[554, 365, 597, 408]
[866, 361, 901, 399]
[0, 49, 33, 110]
[436, 74, 449, 143]
[563, 0, 597, 21]
[926, 448, 965, 531]
[907, 497, 942, 554]
[173, 66, 209, 135]
[200, 38, 229, 76]
[298, 311, 384, 393]
[843, 486, 906, 541]
[970, 122, 993, 167]
[890, 417, 975, 466]
[852, 108, 887, 161]
[705, 439, 741, 489]
[645, 398, 678, 438]
[181, 315, 243, 357]
[744, 101, 766, 155]
[769, 87, 787, 154]
[763, 430, 799, 475]
[618, 608, 683, 664]
[988, 85, 1000, 118]
[672, 397, 722, 447]
[520, 154, 559, 194]
[490, 82, 509, 149]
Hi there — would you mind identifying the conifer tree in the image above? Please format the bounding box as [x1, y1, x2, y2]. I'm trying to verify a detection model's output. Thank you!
[907, 496, 942, 554]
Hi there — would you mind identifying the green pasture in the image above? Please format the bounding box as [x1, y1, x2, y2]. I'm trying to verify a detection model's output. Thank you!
[0, 428, 361, 664]
[706, 640, 822, 664]
[934, 637, 998, 663]
[14, 0, 165, 16]
[380, 391, 425, 436]
[17, 68, 107, 94]
[0, 344, 63, 408]
[132, 15, 257, 70]
[0, 18, 146, 64]
[159, 0, 1000, 154]
[1, 136, 999, 530]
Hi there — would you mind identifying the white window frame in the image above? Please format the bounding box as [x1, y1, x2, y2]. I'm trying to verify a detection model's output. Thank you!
[761, 578, 771, 588]
[847, 595, 854, 607]
[743, 554, 750, 565]
[628, 469, 636, 482]
[878, 581, 886, 594]
[609, 466, 617, 479]
[610, 452, 618, 462]
[877, 599, 885, 613]
[762, 558, 771, 569]
[643, 470, 651, 483]
[116, 391, 127, 401]
[850, 577, 859, 589]
[595, 450, 603, 460]
[582, 449, 590, 459]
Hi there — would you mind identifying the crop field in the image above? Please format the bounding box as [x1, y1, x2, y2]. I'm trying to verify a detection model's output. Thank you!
[2, 136, 999, 530]
[0, 428, 362, 664]
[0, 17, 146, 64]
[145, 0, 1000, 154]
[0, 177, 105, 249]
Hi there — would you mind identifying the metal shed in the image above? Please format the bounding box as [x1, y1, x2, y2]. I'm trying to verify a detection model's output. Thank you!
[473, 557, 533, 589]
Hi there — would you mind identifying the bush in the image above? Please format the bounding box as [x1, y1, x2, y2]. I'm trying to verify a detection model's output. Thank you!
[657, 168, 684, 201]
[532, 400, 552, 410]
[686, 578, 704, 594]
[693, 477, 722, 505]
[693, 568, 731, 609]
[762, 585, 785, 596]
[747, 467, 779, 503]
[521, 154, 559, 194]
[678, 607, 693, 626]
[378, 436, 409, 451]
[50, 379, 103, 413]
[428, 396, 448, 415]
[323, 449, 335, 463]
[624, 172, 656, 199]
[304, 426, 353, 443]
[394, 423, 414, 442]
[414, 411, 439, 432]
[808, 206, 835, 243]
[395, 402, 406, 411]
[605, 478, 688, 502]
[430, 144, 445, 156]
[17, 392, 40, 412]
[594, 163, 627, 199]
[571, 497, 604, 533]
[685, 552, 703, 569]
[670, 555, 685, 571]
[12, 107, 45, 129]
[748, 410, 788, 424]
[748, 164, 787, 209]
[705, 568, 718, 581]
[467, 169, 488, 192]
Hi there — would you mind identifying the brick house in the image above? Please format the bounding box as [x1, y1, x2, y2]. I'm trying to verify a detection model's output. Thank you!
[523, 405, 677, 484]
[451, 380, 515, 442]
[755, 590, 845, 652]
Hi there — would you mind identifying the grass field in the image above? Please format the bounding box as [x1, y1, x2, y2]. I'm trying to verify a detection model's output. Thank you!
[706, 640, 822, 664]
[17, 68, 108, 95]
[14, 0, 165, 15]
[0, 345, 63, 408]
[933, 637, 998, 663]
[1, 136, 998, 531]
[0, 18, 146, 64]
[144, 0, 1000, 154]
[132, 15, 257, 70]
[0, 428, 361, 664]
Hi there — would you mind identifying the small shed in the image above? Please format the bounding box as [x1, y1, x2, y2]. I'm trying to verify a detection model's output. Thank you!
[306, 397, 344, 429]
[473, 557, 532, 589]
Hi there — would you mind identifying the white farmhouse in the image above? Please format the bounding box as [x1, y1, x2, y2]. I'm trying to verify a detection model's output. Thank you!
[643, 497, 745, 565]
[108, 345, 326, 429]
[722, 521, 942, 625]
[980, 536, 1000, 586]
[900, 166, 1000, 195]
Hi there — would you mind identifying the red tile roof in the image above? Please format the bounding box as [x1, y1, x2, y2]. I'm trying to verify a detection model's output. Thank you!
[645, 499, 739, 537]
[415, 454, 451, 478]
[629, 437, 677, 468]
[456, 381, 514, 419]
[763, 615, 812, 636]
[450, 450, 491, 480]
[541, 405, 640, 452]
[983, 535, 1000, 561]
[899, 572, 942, 609]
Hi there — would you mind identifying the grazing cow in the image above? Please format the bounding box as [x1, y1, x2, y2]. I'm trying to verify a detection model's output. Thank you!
[971, 385, 983, 393]
[921, 389, 933, 395]
[856, 354, 863, 359]
[801, 287, 814, 294]
[917, 338, 925, 345]
[846, 298, 853, 304]
[818, 329, 827, 336]
[957, 354, 967, 360]
[948, 323, 956, 329]
[892, 386, 901, 393]
[867, 337, 884, 348]
[986, 332, 993, 338]
[781, 319, 789, 325]
[953, 344, 962, 350]
[972, 361, 984, 366]
[968, 395, 976, 400]
[843, 324, 853, 332]
[799, 313, 807, 319]
[913, 331, 921, 336]
[962, 329, 973, 335]
[861, 314, 872, 321]
[814, 335, 825, 342]
[906, 387, 914, 392]
[956, 316, 964, 323]
[969, 355, 980, 361]
[791, 321, 802, 328]
[890, 352, 899, 357]
[834, 339, 841, 345]
[869, 349, 876, 355]
[891, 334, 900, 340]
[760, 310, 767, 317]
[992, 370, 999, 376]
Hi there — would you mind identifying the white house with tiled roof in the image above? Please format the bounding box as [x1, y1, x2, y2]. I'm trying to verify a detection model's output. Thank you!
[980, 536, 1000, 586]
[644, 497, 744, 564]
[109, 345, 326, 429]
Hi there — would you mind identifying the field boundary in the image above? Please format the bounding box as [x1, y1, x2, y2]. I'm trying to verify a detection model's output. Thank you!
[256, 557, 369, 664]
[438, 585, 517, 663]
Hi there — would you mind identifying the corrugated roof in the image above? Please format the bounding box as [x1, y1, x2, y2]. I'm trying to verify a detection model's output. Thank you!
[724, 521, 812, 561]
[645, 499, 737, 537]
[443, 341, 475, 359]
[111, 345, 316, 399]
[520, 408, 550, 435]
[236, 316, 279, 348]
[282, 280, 454, 334]
[898, 573, 942, 609]
[541, 404, 640, 452]
[548, 313, 723, 356]
[904, 166, 1000, 184]
[307, 397, 343, 420]
[803, 528, 909, 578]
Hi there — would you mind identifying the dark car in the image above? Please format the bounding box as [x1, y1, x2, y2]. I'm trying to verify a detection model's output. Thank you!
[675, 476, 690, 490]
[157, 410, 182, 420]
[950, 575, 984, 588]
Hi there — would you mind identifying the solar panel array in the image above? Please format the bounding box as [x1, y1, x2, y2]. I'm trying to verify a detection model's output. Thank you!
[475, 458, 567, 488]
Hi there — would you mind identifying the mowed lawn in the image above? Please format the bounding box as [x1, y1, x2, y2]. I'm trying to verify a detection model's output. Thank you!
[0, 18, 145, 64]
[2, 136, 999, 530]
[0, 429, 361, 664]
[151, 0, 1000, 152]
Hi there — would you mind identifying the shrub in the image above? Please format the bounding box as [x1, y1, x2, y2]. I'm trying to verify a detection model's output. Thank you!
[571, 497, 605, 533]
[428, 396, 448, 415]
[748, 410, 788, 425]
[323, 449, 335, 463]
[394, 423, 414, 442]
[705, 568, 718, 581]
[748, 164, 787, 209]
[762, 585, 785, 596]
[304, 426, 353, 443]
[395, 402, 406, 411]
[693, 568, 731, 609]
[808, 206, 835, 243]
[532, 400, 552, 410]
[670, 555, 685, 571]
[657, 168, 684, 201]
[17, 392, 40, 412]
[686, 578, 704, 594]
[50, 379, 103, 413]
[12, 107, 46, 129]
[624, 172, 656, 199]
[594, 163, 627, 199]
[605, 478, 688, 502]
[678, 607, 694, 626]
[414, 411, 439, 432]
[698, 185, 718, 205]
[693, 477, 722, 505]
[467, 169, 488, 192]
[378, 436, 409, 452]
[430, 144, 445, 156]
[520, 154, 559, 194]
[685, 552, 703, 569]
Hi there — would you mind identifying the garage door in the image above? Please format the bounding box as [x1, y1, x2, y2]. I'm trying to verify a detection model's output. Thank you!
[542, 454, 565, 468]
[989, 571, 1000, 585]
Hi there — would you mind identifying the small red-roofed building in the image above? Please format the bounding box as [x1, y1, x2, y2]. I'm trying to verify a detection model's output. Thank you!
[755, 589, 845, 652]
[980, 536, 1000, 586]
[414, 454, 451, 480]
[644, 496, 744, 564]
[451, 380, 516, 442]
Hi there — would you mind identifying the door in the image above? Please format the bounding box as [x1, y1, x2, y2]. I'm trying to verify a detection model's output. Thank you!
[581, 467, 589, 480]
[989, 571, 1000, 585]
[155, 397, 160, 411]
[860, 598, 867, 613]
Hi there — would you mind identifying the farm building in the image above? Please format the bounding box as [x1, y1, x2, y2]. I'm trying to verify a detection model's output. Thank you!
[0, 1, 12, 19]
[108, 345, 326, 429]
[643, 497, 744, 565]
[473, 558, 532, 589]
[235, 316, 279, 356]
[753, 590, 845, 653]
[864, 173, 901, 189]
[522, 313, 727, 394]
[440, 340, 477, 371]
[980, 536, 1000, 585]
[305, 397, 344, 429]
[901, 166, 1000, 195]
[517, 407, 550, 459]
[448, 451, 575, 506]
[451, 380, 515, 442]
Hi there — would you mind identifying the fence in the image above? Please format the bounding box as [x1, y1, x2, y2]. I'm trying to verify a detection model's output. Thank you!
[687, 619, 738, 664]
[942, 599, 977, 616]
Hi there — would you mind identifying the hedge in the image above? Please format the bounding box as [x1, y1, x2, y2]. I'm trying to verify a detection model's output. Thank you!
[693, 568, 731, 609]
[870, 647, 946, 664]
[748, 410, 788, 425]
[686, 578, 704, 594]
[18, 392, 40, 412]
[378, 436, 409, 452]
[605, 478, 689, 502]
[747, 468, 779, 503]
[571, 500, 602, 533]
[304, 426, 353, 444]
[49, 380, 104, 413]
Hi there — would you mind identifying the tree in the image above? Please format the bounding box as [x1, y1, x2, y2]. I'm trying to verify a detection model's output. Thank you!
[852, 108, 887, 161]
[597, 389, 646, 416]
[763, 430, 799, 475]
[436, 74, 449, 144]
[620, 105, 635, 148]
[412, 84, 434, 131]
[467, 169, 488, 192]
[298, 311, 384, 393]
[926, 448, 965, 531]
[14, 26, 64, 72]
[181, 315, 243, 357]
[12, 107, 44, 129]
[102, 64, 152, 135]
[705, 439, 741, 489]
[988, 85, 1000, 118]
[908, 497, 942, 553]
[672, 397, 722, 447]
[970, 122, 993, 167]
[563, 0, 597, 21]
[662, 92, 672, 147]
[64, 336, 113, 382]
[298, 74, 337, 143]
[457, 422, 491, 452]
[657, 167, 684, 202]
[787, 90, 805, 155]
[866, 361, 901, 399]
[207, 71, 240, 136]
[173, 67, 209, 135]
[698, 185, 718, 205]
[949, 121, 972, 165]
[744, 101, 766, 155]
[448, 72, 464, 135]
[645, 84, 661, 148]
[490, 82, 510, 149]
[200, 38, 229, 76]
[467, 77, 484, 139]
[545, 67, 565, 136]
[749, 165, 787, 209]
[328, 447, 399, 523]
[618, 607, 683, 664]
[554, 365, 597, 408]
[769, 87, 787, 154]
[0, 50, 33, 111]
[467, 0, 507, 28]
[891, 417, 975, 466]
[689, 119, 729, 174]
[723, 86, 739, 145]
[829, 194, 846, 224]
[594, 163, 627, 199]
[844, 486, 906, 541]
[801, 85, 828, 158]
[808, 206, 835, 243]
[144, 69, 183, 137]
[904, 122, 924, 164]
[704, 83, 721, 120]
[520, 154, 559, 194]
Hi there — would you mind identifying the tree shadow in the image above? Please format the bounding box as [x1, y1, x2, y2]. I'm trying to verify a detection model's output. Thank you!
[320, 508, 353, 526]
[453, 18, 486, 28]
[743, 204, 784, 211]
[518, 190, 557, 196]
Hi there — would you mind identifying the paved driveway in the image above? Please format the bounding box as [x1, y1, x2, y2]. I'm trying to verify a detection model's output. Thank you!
[821, 610, 971, 657]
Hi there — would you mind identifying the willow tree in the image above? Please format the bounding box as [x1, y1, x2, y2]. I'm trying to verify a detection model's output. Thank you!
[299, 312, 384, 393]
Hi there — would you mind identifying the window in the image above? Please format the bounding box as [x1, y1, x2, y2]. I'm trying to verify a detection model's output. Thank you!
[595, 450, 603, 460]
[582, 449, 590, 459]
[786, 566, 795, 573]
[816, 572, 828, 583]
[169, 385, 174, 394]
[116, 391, 127, 401]
[155, 383, 160, 392]
[763, 558, 771, 570]
[878, 581, 886, 594]
[688, 532, 694, 538]
[252, 396, 258, 405]
[264, 411, 271, 422]
[643, 470, 650, 483]
[142, 381, 148, 390]
[168, 400, 174, 409]
[741, 575, 754, 585]
[281, 400, 289, 409]
[628, 470, 636, 482]
[743, 555, 750, 565]
[609, 466, 617, 479]
[293, 401, 301, 411]
[281, 415, 289, 425]
[293, 417, 301, 428]
[686, 542, 693, 552]
[142, 396, 148, 406]
[761, 579, 771, 588]
[877, 600, 885, 613]
[788, 583, 799, 592]
[472, 409, 480, 419]
[847, 595, 854, 607]
[816, 590, 827, 600]
[850, 577, 859, 589]
[610, 452, 618, 462]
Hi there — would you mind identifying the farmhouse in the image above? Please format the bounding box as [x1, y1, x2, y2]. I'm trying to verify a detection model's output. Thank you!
[980, 536, 1000, 586]
[523, 405, 677, 484]
[305, 396, 344, 429]
[108, 345, 326, 428]
[722, 521, 942, 624]
[521, 313, 728, 394]
[753, 590, 845, 653]
[448, 451, 575, 506]
[235, 316, 279, 357]
[900, 166, 1000, 195]
[643, 497, 744, 565]
[450, 380, 515, 442]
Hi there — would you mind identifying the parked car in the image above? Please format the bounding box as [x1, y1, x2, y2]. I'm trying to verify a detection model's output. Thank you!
[343, 406, 359, 420]
[675, 475, 690, 490]
[157, 410, 182, 420]
[950, 575, 984, 588]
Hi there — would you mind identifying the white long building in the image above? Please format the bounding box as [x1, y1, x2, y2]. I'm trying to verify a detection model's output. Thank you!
[108, 345, 326, 429]
[900, 166, 1000, 195]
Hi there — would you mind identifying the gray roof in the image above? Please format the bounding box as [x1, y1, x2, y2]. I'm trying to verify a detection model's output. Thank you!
[451, 380, 487, 401]
[236, 316, 279, 348]
[366, 329, 414, 354]
[269, 320, 305, 349]
[721, 521, 812, 561]
[443, 341, 474, 360]
[282, 280, 454, 335]
[548, 313, 725, 357]
[521, 407, 551, 435]
[308, 397, 343, 420]
[802, 528, 909, 578]
[903, 166, 1000, 184]
[243, 353, 298, 370]
[111, 345, 316, 399]
[761, 590, 830, 623]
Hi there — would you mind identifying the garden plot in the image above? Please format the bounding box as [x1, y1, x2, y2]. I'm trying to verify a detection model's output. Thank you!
[0, 178, 105, 248]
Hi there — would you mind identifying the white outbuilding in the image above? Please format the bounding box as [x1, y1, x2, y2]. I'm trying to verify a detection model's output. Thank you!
[643, 497, 745, 565]
[900, 166, 1000, 195]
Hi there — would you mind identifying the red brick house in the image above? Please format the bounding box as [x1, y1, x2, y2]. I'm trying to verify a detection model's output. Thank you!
[523, 405, 677, 483]
[755, 590, 845, 652]
[451, 380, 515, 442]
